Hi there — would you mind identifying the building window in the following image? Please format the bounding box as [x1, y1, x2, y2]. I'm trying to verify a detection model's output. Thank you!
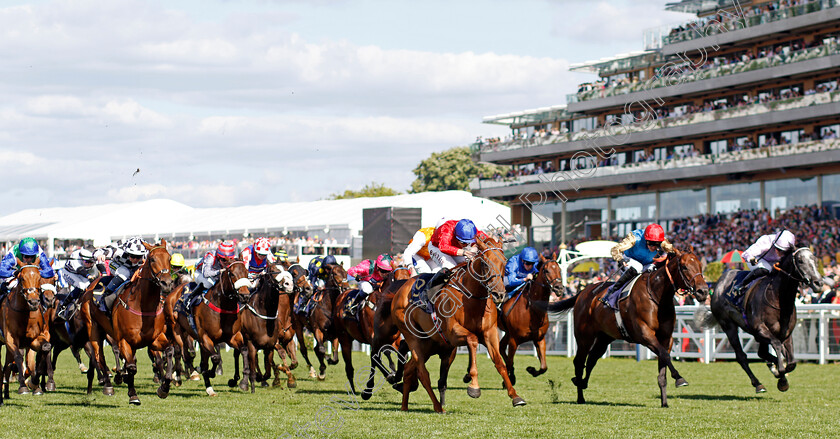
[711, 182, 760, 214]
[660, 189, 707, 219]
[572, 117, 596, 133]
[611, 193, 657, 238]
[708, 139, 727, 155]
[780, 129, 803, 145]
[565, 197, 608, 241]
[764, 178, 818, 216]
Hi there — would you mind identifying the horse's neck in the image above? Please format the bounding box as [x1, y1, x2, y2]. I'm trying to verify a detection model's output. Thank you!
[769, 270, 799, 313]
[459, 262, 490, 301]
[530, 272, 551, 302]
[646, 262, 676, 304]
[254, 281, 279, 311]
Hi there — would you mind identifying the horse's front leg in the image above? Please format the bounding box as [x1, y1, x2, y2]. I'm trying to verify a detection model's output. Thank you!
[659, 333, 688, 387]
[769, 338, 790, 392]
[151, 334, 173, 399]
[526, 337, 549, 378]
[117, 339, 140, 405]
[438, 348, 457, 407]
[484, 326, 525, 407]
[464, 333, 481, 398]
[639, 330, 674, 408]
[11, 342, 29, 395]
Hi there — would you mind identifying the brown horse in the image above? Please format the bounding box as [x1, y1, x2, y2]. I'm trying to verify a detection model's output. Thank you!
[548, 248, 709, 407]
[697, 247, 822, 393]
[167, 259, 250, 396]
[393, 234, 523, 413]
[1, 262, 54, 400]
[82, 241, 175, 405]
[334, 266, 412, 395]
[236, 264, 295, 392]
[497, 253, 564, 385]
[292, 263, 347, 380]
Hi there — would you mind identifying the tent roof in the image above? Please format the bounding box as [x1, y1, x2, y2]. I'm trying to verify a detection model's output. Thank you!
[0, 191, 511, 245]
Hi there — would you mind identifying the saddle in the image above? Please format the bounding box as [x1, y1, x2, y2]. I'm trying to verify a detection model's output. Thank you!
[409, 273, 437, 314]
[725, 271, 762, 312]
[97, 282, 130, 316]
[294, 290, 319, 317]
[613, 273, 643, 305]
[343, 289, 368, 320]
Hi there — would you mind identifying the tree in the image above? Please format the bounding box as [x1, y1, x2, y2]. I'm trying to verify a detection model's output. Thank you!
[410, 146, 506, 193]
[328, 182, 401, 200]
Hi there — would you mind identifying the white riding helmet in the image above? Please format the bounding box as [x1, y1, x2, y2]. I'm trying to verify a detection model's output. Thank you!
[773, 230, 796, 252]
[124, 239, 147, 257]
[78, 248, 94, 262]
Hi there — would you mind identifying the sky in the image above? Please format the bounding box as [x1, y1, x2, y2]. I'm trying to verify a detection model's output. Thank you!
[0, 0, 692, 215]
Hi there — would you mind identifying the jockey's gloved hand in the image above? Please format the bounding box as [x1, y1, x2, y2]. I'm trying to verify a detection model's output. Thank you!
[749, 257, 757, 265]
[645, 264, 657, 272]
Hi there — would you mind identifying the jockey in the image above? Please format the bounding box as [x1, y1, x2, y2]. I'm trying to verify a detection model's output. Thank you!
[308, 256, 325, 289]
[240, 237, 275, 278]
[402, 227, 438, 275]
[0, 237, 56, 298]
[57, 248, 100, 317]
[423, 219, 487, 299]
[346, 254, 393, 311]
[733, 230, 796, 296]
[504, 247, 539, 295]
[274, 249, 289, 264]
[601, 224, 675, 310]
[295, 254, 337, 314]
[101, 237, 148, 298]
[169, 252, 191, 285]
[185, 240, 237, 303]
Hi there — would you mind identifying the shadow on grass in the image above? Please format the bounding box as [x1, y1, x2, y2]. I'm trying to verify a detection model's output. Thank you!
[670, 393, 768, 402]
[550, 400, 647, 407]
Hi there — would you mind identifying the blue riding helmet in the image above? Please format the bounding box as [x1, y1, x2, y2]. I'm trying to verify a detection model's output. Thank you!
[454, 219, 477, 244]
[19, 237, 39, 256]
[323, 254, 337, 266]
[520, 247, 539, 264]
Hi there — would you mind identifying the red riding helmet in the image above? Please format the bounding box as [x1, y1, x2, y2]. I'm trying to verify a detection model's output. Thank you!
[644, 224, 665, 243]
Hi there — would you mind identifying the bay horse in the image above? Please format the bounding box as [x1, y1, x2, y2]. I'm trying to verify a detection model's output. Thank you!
[236, 264, 295, 392]
[548, 248, 709, 407]
[0, 262, 54, 400]
[334, 266, 411, 395]
[497, 253, 564, 385]
[393, 234, 523, 413]
[167, 259, 251, 396]
[292, 263, 346, 380]
[696, 247, 822, 393]
[81, 241, 175, 405]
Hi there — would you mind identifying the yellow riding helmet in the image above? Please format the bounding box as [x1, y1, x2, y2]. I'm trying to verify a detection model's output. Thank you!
[170, 253, 186, 268]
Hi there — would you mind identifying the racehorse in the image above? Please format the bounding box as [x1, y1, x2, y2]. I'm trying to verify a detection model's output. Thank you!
[548, 248, 709, 407]
[393, 234, 524, 413]
[497, 253, 564, 385]
[82, 241, 174, 405]
[235, 263, 294, 392]
[696, 247, 822, 393]
[0, 262, 54, 400]
[334, 266, 411, 395]
[167, 259, 251, 396]
[292, 263, 346, 380]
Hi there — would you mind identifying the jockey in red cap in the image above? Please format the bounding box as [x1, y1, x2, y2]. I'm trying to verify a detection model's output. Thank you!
[600, 224, 675, 310]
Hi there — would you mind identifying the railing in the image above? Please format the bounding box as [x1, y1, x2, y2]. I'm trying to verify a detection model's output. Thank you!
[471, 137, 840, 190]
[477, 90, 840, 156]
[536, 304, 840, 364]
[662, 0, 839, 46]
[573, 39, 840, 103]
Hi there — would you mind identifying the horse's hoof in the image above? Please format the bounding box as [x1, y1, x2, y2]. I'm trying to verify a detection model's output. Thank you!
[466, 387, 481, 399]
[361, 390, 372, 401]
[79, 363, 89, 373]
[17, 386, 30, 395]
[289, 361, 298, 371]
[317, 373, 326, 381]
[45, 381, 56, 392]
[206, 387, 218, 397]
[777, 378, 789, 392]
[33, 388, 43, 396]
[129, 396, 141, 406]
[114, 375, 123, 386]
[392, 382, 404, 394]
[526, 366, 539, 377]
[308, 367, 317, 378]
[287, 380, 297, 389]
[239, 382, 249, 392]
[153, 376, 160, 384]
[189, 371, 201, 381]
[462, 374, 471, 384]
[261, 381, 269, 388]
[227, 379, 237, 388]
[786, 363, 797, 374]
[25, 377, 35, 390]
[675, 378, 688, 387]
[174, 380, 182, 387]
[571, 377, 587, 389]
[385, 372, 397, 385]
[756, 384, 767, 393]
[512, 396, 526, 407]
[156, 387, 169, 399]
[103, 386, 115, 396]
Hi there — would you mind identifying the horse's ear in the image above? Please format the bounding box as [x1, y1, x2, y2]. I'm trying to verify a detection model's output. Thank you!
[539, 254, 547, 263]
[160, 238, 167, 247]
[551, 252, 557, 260]
[688, 244, 694, 254]
[16, 257, 24, 268]
[34, 256, 40, 267]
[143, 241, 153, 251]
[295, 256, 300, 263]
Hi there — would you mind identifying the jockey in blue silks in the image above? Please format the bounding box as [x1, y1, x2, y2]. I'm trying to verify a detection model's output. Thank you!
[0, 237, 56, 300]
[600, 224, 675, 310]
[504, 246, 539, 298]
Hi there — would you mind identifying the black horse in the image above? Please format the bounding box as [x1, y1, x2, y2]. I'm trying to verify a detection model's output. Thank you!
[696, 247, 823, 393]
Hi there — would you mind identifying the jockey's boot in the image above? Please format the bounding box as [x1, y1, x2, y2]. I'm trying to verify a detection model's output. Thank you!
[57, 287, 81, 320]
[421, 268, 451, 312]
[732, 267, 769, 297]
[185, 284, 206, 311]
[599, 267, 638, 310]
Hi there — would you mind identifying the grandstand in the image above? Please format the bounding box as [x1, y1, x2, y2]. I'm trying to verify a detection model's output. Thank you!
[0, 191, 509, 262]
[470, 0, 840, 251]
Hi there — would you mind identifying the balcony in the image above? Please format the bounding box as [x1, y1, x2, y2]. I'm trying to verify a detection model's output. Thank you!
[662, 0, 839, 47]
[472, 138, 840, 198]
[571, 38, 840, 104]
[478, 90, 840, 162]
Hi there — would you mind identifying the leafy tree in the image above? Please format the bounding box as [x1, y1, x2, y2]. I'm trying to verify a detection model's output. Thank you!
[410, 146, 506, 193]
[328, 182, 401, 200]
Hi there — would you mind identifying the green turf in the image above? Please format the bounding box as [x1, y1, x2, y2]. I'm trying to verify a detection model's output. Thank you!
[1, 348, 839, 438]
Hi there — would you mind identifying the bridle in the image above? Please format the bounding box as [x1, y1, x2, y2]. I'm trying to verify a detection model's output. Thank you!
[773, 247, 811, 284]
[465, 245, 506, 301]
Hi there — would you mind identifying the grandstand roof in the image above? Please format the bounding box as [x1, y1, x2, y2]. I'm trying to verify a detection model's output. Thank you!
[0, 191, 510, 246]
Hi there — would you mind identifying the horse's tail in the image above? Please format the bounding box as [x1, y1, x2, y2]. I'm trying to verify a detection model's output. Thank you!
[545, 293, 579, 314]
[693, 305, 718, 329]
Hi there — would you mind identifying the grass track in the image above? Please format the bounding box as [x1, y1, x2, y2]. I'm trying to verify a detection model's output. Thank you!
[1, 348, 839, 438]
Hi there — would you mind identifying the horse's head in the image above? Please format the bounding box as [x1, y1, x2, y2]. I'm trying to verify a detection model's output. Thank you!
[14, 261, 42, 311]
[670, 247, 709, 303]
[143, 240, 174, 294]
[788, 247, 824, 292]
[40, 276, 57, 309]
[390, 266, 412, 282]
[537, 254, 564, 298]
[262, 263, 295, 296]
[289, 264, 313, 298]
[325, 263, 349, 292]
[469, 234, 507, 304]
[223, 260, 253, 304]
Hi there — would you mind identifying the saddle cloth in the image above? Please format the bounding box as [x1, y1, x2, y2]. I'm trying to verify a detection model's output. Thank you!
[409, 273, 436, 314]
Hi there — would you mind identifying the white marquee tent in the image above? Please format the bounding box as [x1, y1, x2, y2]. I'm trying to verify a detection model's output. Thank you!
[0, 191, 511, 256]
